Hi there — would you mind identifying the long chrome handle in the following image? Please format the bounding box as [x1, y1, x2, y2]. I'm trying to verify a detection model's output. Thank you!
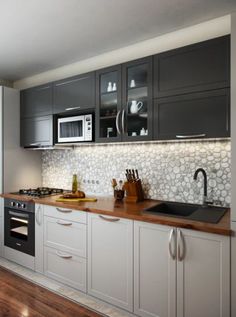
[168, 229, 176, 260]
[116, 110, 121, 135]
[56, 251, 72, 259]
[177, 230, 185, 261]
[56, 207, 72, 213]
[36, 206, 42, 225]
[121, 110, 125, 134]
[176, 134, 206, 139]
[65, 106, 81, 111]
[99, 215, 120, 222]
[57, 220, 72, 226]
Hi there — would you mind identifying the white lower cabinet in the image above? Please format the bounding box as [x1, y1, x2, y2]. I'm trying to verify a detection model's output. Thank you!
[44, 246, 87, 292]
[134, 222, 176, 317]
[35, 204, 44, 273]
[134, 222, 230, 317]
[177, 228, 230, 317]
[42, 205, 87, 293]
[44, 216, 86, 257]
[88, 213, 133, 312]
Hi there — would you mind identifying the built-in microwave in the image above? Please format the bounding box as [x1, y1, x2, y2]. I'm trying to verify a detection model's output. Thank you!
[57, 114, 93, 143]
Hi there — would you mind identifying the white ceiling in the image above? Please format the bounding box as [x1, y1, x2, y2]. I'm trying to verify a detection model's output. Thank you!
[0, 0, 236, 81]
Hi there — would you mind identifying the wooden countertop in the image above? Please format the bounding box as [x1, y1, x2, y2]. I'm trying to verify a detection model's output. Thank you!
[1, 193, 231, 236]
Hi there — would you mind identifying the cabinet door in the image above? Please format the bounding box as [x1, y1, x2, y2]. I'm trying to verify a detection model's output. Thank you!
[177, 228, 230, 317]
[122, 57, 153, 141]
[44, 216, 86, 257]
[154, 35, 230, 98]
[154, 89, 230, 140]
[95, 65, 122, 142]
[53, 72, 95, 114]
[35, 204, 44, 273]
[21, 84, 53, 118]
[88, 213, 133, 312]
[21, 115, 53, 147]
[44, 246, 87, 292]
[134, 222, 176, 317]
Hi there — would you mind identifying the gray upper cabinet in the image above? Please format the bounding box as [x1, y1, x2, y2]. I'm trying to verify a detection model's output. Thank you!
[21, 115, 53, 147]
[154, 35, 230, 98]
[154, 89, 230, 140]
[21, 84, 53, 118]
[53, 72, 95, 114]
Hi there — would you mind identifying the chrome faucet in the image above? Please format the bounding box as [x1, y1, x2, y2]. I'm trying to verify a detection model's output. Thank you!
[193, 168, 208, 205]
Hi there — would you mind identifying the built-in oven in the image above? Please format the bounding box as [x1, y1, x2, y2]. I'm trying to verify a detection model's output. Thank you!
[4, 199, 35, 256]
[57, 114, 93, 143]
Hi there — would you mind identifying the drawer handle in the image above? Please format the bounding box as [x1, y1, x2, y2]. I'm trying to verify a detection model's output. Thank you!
[56, 207, 72, 213]
[176, 134, 206, 139]
[65, 106, 81, 111]
[99, 215, 120, 222]
[57, 220, 72, 226]
[29, 143, 41, 146]
[56, 251, 73, 259]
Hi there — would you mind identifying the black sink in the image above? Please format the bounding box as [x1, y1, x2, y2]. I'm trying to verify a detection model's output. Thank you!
[145, 202, 198, 217]
[144, 201, 227, 223]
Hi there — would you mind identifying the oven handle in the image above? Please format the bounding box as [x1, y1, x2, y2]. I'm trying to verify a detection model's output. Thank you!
[8, 211, 29, 218]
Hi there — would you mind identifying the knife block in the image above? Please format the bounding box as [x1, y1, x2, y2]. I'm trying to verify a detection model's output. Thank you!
[124, 180, 144, 203]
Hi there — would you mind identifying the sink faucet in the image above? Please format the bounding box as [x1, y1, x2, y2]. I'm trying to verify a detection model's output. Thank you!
[193, 168, 208, 205]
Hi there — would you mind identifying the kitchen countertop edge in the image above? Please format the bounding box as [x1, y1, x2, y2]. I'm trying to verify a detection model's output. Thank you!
[1, 193, 231, 236]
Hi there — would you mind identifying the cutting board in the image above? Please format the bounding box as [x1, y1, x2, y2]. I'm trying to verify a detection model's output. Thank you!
[56, 197, 97, 203]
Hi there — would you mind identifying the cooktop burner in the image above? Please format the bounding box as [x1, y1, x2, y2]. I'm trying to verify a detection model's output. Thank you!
[17, 187, 64, 197]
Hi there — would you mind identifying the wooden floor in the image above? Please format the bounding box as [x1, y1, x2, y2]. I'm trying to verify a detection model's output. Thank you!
[0, 267, 103, 317]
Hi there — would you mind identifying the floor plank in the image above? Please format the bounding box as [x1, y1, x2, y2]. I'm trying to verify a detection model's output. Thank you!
[0, 267, 103, 317]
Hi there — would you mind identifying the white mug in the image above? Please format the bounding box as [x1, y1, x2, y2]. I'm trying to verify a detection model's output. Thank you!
[130, 100, 143, 114]
[132, 132, 137, 136]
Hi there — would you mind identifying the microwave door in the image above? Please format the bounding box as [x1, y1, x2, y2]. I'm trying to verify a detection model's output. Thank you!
[58, 116, 85, 142]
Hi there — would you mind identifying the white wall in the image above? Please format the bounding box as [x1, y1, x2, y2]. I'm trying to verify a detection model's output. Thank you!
[13, 15, 230, 90]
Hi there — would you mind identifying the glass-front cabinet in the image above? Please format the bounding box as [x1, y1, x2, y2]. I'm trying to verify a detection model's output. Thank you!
[96, 65, 122, 142]
[122, 57, 153, 141]
[96, 57, 152, 142]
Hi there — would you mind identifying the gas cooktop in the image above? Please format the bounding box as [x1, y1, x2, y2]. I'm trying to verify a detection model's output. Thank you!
[13, 187, 65, 197]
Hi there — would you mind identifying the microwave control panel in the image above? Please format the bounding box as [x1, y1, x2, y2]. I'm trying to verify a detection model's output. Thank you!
[84, 114, 93, 141]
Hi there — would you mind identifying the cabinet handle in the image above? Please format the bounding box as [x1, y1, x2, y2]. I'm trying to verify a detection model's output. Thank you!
[99, 215, 120, 222]
[56, 207, 73, 213]
[121, 110, 125, 134]
[65, 106, 81, 111]
[116, 110, 121, 135]
[36, 206, 42, 225]
[176, 134, 206, 139]
[56, 251, 72, 259]
[29, 143, 41, 146]
[168, 229, 176, 260]
[177, 230, 185, 261]
[56, 220, 72, 226]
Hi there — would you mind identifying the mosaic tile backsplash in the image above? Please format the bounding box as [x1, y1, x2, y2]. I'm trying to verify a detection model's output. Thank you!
[42, 140, 231, 207]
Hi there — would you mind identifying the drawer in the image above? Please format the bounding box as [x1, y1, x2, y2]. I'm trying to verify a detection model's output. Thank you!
[43, 205, 87, 224]
[44, 246, 87, 292]
[44, 216, 86, 257]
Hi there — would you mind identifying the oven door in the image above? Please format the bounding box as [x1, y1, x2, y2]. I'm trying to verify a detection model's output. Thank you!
[4, 208, 35, 256]
[58, 115, 85, 143]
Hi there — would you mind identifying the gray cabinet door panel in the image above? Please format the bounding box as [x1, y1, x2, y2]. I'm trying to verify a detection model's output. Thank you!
[154, 35, 230, 98]
[21, 115, 53, 147]
[154, 89, 230, 140]
[53, 72, 95, 114]
[21, 84, 53, 118]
